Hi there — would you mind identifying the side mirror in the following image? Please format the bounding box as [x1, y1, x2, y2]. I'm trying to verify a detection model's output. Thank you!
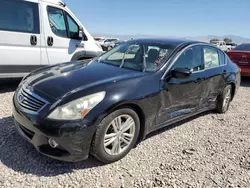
[171, 67, 191, 79]
[79, 27, 88, 41]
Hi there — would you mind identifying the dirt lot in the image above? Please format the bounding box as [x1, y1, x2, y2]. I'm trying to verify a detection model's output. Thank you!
[0, 78, 250, 188]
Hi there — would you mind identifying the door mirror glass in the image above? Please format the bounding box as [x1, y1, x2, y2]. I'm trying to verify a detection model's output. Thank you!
[78, 27, 83, 38]
[171, 67, 191, 78]
[79, 27, 88, 41]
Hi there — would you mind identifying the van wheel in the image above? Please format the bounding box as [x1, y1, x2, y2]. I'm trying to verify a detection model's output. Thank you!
[91, 108, 140, 163]
[215, 85, 232, 113]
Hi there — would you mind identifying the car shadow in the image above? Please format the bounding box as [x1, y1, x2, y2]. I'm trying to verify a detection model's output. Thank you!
[241, 77, 250, 87]
[0, 116, 103, 177]
[0, 79, 21, 94]
[1, 112, 211, 177]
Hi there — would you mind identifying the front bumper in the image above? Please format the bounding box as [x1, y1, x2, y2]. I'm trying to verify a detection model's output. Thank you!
[12, 97, 96, 162]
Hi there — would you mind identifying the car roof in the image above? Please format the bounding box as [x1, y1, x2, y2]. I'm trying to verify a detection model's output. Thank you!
[130, 38, 202, 46]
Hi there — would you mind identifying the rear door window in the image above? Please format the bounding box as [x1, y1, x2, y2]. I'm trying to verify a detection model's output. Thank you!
[203, 47, 220, 69]
[0, 0, 40, 34]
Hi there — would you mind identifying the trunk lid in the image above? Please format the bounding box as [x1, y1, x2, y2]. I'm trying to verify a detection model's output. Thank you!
[227, 51, 250, 66]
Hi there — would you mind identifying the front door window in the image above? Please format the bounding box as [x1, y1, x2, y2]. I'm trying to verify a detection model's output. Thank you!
[47, 7, 67, 38]
[172, 46, 203, 72]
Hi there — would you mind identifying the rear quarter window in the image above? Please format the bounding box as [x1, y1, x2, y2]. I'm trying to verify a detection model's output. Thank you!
[218, 50, 226, 65]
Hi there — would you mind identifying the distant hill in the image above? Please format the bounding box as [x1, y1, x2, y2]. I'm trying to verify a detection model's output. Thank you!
[92, 33, 250, 43]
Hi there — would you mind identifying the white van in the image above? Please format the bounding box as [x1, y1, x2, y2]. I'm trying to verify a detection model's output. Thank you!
[0, 0, 103, 78]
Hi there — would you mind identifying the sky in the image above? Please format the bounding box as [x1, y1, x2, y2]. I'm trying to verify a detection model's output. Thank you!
[64, 0, 250, 38]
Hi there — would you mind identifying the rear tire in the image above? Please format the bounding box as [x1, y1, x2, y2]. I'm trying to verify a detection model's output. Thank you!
[91, 108, 140, 163]
[215, 85, 232, 113]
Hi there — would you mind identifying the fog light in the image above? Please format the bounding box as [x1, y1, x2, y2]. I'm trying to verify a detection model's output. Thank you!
[48, 138, 59, 148]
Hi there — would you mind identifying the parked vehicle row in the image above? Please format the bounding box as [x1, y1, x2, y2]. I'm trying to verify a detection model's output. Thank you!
[226, 42, 238, 51]
[210, 40, 229, 52]
[94, 38, 120, 51]
[0, 0, 103, 79]
[12, 38, 240, 163]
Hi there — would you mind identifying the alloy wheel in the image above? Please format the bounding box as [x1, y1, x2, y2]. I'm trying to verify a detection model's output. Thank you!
[103, 115, 135, 155]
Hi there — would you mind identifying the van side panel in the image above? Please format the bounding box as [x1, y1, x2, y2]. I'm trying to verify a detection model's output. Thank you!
[0, 0, 41, 75]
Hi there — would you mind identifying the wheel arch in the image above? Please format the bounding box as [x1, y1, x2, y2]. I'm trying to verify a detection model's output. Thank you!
[225, 73, 237, 100]
[229, 81, 236, 100]
[71, 50, 102, 61]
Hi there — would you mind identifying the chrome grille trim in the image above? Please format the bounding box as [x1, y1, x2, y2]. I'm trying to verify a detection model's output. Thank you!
[16, 85, 48, 113]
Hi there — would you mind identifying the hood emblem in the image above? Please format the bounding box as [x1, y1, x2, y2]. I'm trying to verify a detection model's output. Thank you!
[18, 95, 25, 103]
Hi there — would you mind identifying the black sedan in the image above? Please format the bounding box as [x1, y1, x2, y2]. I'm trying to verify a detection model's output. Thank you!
[12, 38, 240, 163]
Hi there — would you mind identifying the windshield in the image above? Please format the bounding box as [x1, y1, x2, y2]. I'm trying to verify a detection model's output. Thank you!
[233, 44, 250, 51]
[97, 41, 176, 72]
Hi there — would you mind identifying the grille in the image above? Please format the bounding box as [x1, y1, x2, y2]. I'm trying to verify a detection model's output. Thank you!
[17, 87, 46, 112]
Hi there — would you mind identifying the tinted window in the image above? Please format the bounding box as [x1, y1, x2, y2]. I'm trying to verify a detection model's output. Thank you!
[233, 44, 250, 51]
[172, 46, 203, 72]
[47, 7, 67, 38]
[66, 13, 79, 39]
[203, 47, 219, 69]
[218, 50, 225, 65]
[0, 0, 39, 34]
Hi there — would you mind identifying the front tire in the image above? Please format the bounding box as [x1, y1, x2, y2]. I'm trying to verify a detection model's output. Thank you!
[215, 85, 232, 113]
[91, 108, 140, 163]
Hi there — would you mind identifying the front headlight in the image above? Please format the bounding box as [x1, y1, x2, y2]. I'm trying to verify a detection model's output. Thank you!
[47, 91, 106, 120]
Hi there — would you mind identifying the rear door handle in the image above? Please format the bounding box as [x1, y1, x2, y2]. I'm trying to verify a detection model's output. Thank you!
[47, 36, 54, 46]
[30, 35, 37, 46]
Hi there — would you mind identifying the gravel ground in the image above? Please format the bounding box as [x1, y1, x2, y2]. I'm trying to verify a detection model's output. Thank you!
[0, 78, 250, 188]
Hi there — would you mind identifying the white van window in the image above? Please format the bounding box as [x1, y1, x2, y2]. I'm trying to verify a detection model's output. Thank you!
[66, 14, 79, 39]
[0, 0, 39, 34]
[47, 7, 67, 38]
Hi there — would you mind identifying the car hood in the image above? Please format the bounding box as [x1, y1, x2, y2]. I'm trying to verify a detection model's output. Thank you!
[24, 60, 148, 100]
